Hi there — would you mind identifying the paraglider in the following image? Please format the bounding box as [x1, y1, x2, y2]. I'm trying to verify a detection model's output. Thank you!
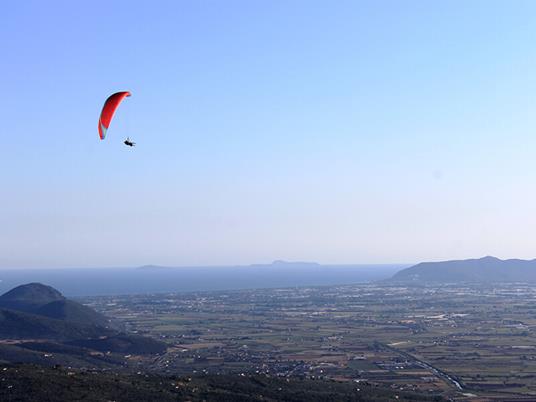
[98, 91, 131, 140]
[124, 137, 135, 147]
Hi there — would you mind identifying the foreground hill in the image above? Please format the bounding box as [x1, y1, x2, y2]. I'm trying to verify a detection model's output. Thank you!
[0, 308, 114, 340]
[0, 283, 166, 367]
[0, 283, 115, 339]
[35, 299, 111, 327]
[390, 256, 536, 283]
[0, 364, 445, 402]
[0, 283, 111, 327]
[0, 283, 65, 312]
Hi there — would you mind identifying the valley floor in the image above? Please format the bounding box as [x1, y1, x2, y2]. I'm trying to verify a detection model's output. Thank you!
[82, 283, 536, 401]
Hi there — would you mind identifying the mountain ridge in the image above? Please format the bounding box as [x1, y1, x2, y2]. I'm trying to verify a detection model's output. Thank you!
[390, 256, 536, 283]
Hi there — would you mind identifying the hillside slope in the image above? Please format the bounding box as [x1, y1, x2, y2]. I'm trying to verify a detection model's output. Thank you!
[0, 308, 113, 340]
[36, 299, 111, 327]
[0, 364, 445, 402]
[0, 283, 166, 366]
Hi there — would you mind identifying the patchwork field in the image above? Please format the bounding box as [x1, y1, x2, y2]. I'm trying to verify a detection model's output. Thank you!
[83, 283, 536, 401]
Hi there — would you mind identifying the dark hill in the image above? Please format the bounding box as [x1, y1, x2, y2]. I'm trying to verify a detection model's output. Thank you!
[0, 283, 111, 328]
[36, 299, 111, 327]
[0, 283, 166, 359]
[0, 283, 65, 312]
[0, 308, 114, 340]
[0, 283, 64, 304]
[390, 256, 536, 283]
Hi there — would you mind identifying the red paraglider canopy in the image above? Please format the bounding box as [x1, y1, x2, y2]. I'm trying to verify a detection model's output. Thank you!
[98, 91, 131, 140]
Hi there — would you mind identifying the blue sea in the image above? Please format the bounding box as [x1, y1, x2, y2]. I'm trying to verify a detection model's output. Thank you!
[0, 263, 407, 297]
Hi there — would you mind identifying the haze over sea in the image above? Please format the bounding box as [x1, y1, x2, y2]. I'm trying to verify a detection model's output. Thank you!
[0, 262, 405, 297]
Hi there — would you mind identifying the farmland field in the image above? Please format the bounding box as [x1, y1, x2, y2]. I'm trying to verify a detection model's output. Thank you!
[82, 283, 536, 401]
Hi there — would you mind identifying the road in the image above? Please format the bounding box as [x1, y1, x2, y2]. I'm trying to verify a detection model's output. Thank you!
[378, 342, 463, 391]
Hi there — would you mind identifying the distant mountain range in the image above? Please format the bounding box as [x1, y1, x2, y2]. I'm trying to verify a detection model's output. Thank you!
[0, 283, 166, 368]
[390, 256, 536, 283]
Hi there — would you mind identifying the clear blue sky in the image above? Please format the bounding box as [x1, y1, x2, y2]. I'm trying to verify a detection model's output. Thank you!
[2, 1, 536, 268]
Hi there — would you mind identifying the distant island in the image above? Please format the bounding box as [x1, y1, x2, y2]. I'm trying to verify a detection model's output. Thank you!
[137, 260, 321, 270]
[390, 256, 536, 283]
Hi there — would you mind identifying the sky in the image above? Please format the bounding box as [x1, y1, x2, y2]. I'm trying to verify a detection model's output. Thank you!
[2, 1, 536, 268]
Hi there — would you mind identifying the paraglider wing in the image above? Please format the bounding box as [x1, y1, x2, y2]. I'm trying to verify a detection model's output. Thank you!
[98, 91, 131, 140]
